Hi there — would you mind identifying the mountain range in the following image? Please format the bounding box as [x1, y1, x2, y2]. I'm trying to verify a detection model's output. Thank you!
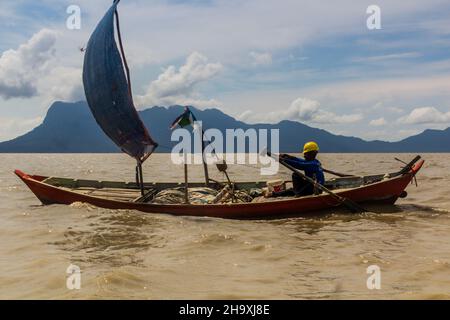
[0, 101, 449, 153]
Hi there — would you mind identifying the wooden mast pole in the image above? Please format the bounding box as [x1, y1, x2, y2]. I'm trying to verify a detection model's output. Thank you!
[136, 160, 144, 196]
[184, 152, 189, 204]
[201, 129, 210, 187]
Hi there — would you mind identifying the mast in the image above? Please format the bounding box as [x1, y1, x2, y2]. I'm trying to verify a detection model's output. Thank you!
[201, 129, 210, 187]
[184, 152, 189, 204]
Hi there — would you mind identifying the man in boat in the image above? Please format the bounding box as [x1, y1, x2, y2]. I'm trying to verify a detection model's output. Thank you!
[267, 141, 325, 197]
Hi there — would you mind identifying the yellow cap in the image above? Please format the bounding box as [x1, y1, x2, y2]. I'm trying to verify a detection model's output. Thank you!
[303, 141, 319, 154]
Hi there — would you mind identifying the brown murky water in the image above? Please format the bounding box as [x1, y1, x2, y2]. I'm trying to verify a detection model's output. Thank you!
[0, 153, 449, 299]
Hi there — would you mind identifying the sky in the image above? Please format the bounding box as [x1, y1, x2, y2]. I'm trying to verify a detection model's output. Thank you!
[0, 0, 450, 142]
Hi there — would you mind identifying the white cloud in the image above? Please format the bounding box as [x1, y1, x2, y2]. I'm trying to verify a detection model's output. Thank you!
[136, 52, 222, 108]
[0, 116, 42, 141]
[237, 110, 253, 122]
[398, 107, 450, 124]
[369, 117, 387, 126]
[370, 102, 404, 114]
[302, 75, 450, 108]
[111, 0, 449, 64]
[287, 98, 320, 121]
[0, 28, 85, 105]
[312, 111, 363, 124]
[238, 97, 363, 124]
[39, 66, 84, 103]
[353, 52, 422, 63]
[1, 0, 450, 144]
[249, 51, 272, 66]
[0, 29, 58, 100]
[387, 106, 404, 114]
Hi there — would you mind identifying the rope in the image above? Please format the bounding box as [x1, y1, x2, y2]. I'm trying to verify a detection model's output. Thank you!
[114, 7, 132, 101]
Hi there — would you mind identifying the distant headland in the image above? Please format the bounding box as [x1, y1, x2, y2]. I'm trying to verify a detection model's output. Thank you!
[0, 101, 449, 153]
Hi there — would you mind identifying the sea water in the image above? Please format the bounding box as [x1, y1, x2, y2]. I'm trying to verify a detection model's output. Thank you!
[0, 153, 449, 299]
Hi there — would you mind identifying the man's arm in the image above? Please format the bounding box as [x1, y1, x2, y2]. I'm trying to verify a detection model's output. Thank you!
[283, 157, 318, 171]
[279, 153, 297, 161]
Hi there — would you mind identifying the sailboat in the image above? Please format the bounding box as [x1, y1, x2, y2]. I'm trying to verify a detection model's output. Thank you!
[15, 1, 425, 219]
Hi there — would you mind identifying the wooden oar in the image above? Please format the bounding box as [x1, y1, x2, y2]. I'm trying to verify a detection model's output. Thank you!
[266, 151, 368, 213]
[279, 153, 355, 177]
[322, 168, 355, 178]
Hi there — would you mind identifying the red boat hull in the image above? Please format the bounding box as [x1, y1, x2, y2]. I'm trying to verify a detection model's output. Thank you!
[15, 161, 424, 219]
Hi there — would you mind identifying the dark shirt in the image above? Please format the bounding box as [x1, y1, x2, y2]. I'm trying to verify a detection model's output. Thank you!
[283, 157, 325, 185]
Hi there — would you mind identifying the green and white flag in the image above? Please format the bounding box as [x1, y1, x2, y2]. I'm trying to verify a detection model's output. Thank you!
[170, 107, 197, 130]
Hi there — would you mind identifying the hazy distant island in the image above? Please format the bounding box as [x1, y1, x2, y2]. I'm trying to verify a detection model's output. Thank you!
[0, 101, 449, 153]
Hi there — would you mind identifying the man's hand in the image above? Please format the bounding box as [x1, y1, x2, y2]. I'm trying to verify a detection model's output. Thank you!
[279, 153, 293, 161]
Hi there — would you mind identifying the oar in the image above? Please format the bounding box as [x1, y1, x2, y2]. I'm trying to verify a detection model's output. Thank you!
[265, 151, 368, 213]
[279, 153, 355, 177]
[322, 168, 355, 178]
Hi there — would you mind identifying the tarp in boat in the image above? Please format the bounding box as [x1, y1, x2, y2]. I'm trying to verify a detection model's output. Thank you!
[82, 0, 157, 162]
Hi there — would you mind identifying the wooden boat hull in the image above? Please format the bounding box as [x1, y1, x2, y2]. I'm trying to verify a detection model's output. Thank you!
[14, 160, 424, 219]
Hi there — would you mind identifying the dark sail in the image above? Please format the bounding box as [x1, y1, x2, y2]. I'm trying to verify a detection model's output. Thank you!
[82, 0, 157, 162]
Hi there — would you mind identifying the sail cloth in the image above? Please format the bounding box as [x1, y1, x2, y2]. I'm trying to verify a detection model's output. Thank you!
[82, 1, 157, 162]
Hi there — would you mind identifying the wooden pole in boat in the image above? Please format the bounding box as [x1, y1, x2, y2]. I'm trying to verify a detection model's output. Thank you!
[201, 129, 210, 187]
[135, 165, 139, 190]
[138, 162, 144, 196]
[184, 152, 189, 204]
[136, 160, 145, 196]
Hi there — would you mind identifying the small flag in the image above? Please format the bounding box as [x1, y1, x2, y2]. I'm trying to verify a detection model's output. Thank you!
[170, 107, 197, 130]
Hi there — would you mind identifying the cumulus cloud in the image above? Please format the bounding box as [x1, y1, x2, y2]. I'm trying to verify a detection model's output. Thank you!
[136, 52, 222, 108]
[302, 75, 450, 109]
[398, 107, 450, 124]
[387, 106, 404, 114]
[369, 117, 387, 126]
[0, 29, 58, 100]
[238, 97, 363, 124]
[0, 116, 43, 141]
[39, 66, 84, 103]
[370, 102, 404, 114]
[249, 51, 272, 66]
